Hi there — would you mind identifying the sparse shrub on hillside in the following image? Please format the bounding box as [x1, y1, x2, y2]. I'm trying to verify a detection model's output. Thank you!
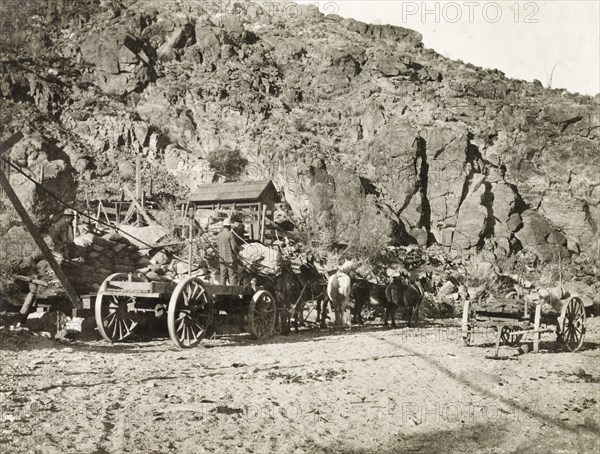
[206, 147, 248, 179]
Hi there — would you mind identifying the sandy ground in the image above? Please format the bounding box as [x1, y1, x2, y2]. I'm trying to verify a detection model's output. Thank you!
[1, 317, 599, 454]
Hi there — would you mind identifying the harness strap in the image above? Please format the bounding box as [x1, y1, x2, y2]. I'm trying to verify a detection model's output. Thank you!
[410, 282, 424, 300]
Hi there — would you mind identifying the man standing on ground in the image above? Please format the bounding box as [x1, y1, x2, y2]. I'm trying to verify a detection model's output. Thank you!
[216, 218, 238, 285]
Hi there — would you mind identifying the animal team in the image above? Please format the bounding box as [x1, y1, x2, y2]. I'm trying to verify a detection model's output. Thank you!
[217, 219, 432, 330]
[325, 260, 433, 329]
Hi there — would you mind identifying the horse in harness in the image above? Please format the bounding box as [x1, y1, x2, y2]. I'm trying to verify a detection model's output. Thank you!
[272, 253, 328, 333]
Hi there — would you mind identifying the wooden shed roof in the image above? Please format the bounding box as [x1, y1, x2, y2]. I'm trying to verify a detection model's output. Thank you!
[189, 180, 280, 204]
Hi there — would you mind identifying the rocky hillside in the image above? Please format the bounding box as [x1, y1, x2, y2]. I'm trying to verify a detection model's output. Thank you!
[1, 0, 598, 268]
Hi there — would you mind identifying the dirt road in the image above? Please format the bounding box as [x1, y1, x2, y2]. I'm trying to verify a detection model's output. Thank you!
[1, 319, 599, 453]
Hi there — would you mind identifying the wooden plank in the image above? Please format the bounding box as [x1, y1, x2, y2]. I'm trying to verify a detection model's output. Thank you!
[204, 284, 253, 296]
[98, 201, 112, 225]
[476, 311, 523, 321]
[81, 294, 95, 310]
[0, 168, 82, 310]
[193, 202, 262, 209]
[151, 281, 175, 294]
[95, 204, 102, 228]
[136, 156, 142, 226]
[101, 206, 118, 215]
[107, 281, 155, 292]
[260, 204, 266, 242]
[101, 291, 165, 298]
[121, 203, 136, 224]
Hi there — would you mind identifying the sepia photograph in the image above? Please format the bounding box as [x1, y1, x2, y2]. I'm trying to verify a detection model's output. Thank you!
[0, 1, 598, 453]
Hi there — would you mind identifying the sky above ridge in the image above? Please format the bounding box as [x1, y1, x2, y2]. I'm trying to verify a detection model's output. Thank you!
[296, 0, 600, 96]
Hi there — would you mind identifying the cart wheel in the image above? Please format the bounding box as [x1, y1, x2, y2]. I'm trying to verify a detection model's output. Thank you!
[500, 326, 523, 346]
[95, 273, 144, 343]
[248, 290, 277, 339]
[558, 297, 586, 352]
[168, 277, 213, 348]
[461, 300, 475, 346]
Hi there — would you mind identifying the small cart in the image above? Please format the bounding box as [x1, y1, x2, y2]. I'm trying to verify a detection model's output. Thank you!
[461, 295, 586, 356]
[94, 273, 277, 348]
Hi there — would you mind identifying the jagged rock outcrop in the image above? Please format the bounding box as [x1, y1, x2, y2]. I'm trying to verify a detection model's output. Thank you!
[5, 135, 77, 225]
[0, 0, 598, 266]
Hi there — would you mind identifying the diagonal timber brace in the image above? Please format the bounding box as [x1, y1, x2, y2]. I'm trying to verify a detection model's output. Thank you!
[0, 133, 82, 311]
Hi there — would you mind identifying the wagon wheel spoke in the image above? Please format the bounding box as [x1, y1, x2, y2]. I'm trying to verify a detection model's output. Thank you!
[189, 282, 201, 302]
[168, 278, 213, 348]
[95, 278, 139, 343]
[560, 298, 586, 352]
[248, 291, 276, 339]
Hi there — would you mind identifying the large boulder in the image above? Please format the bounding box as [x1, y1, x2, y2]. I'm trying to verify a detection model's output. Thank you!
[6, 136, 76, 226]
[80, 31, 153, 95]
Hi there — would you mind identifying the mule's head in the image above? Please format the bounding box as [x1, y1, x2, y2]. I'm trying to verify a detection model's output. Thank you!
[417, 271, 434, 293]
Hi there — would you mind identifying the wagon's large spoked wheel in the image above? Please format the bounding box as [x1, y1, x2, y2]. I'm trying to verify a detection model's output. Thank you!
[168, 277, 213, 349]
[559, 297, 586, 352]
[461, 300, 476, 346]
[248, 290, 277, 339]
[95, 273, 142, 342]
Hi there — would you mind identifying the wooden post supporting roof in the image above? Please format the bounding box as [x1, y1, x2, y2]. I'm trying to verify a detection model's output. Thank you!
[0, 134, 82, 310]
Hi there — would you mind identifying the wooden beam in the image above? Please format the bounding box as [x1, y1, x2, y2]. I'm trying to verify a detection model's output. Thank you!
[533, 303, 541, 353]
[0, 132, 24, 155]
[260, 204, 267, 242]
[0, 168, 82, 310]
[121, 203, 136, 224]
[123, 185, 155, 225]
[136, 156, 142, 227]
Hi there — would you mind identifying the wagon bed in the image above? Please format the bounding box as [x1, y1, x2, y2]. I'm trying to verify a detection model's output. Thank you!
[94, 273, 277, 348]
[461, 294, 586, 356]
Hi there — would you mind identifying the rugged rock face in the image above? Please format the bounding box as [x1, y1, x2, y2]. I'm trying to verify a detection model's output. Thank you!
[0, 0, 598, 265]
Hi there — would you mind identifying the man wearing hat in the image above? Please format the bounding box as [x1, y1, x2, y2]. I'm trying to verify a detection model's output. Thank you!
[49, 208, 75, 260]
[216, 218, 239, 285]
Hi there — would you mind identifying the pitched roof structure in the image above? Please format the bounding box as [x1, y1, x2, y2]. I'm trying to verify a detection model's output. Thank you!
[189, 180, 280, 204]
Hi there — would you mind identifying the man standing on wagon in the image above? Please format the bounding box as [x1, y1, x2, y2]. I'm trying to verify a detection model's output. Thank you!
[217, 218, 239, 285]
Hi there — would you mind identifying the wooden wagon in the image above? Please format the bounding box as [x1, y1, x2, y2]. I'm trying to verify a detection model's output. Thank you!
[94, 273, 277, 348]
[461, 294, 586, 356]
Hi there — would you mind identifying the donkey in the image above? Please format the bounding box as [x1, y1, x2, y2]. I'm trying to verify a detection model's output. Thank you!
[383, 272, 432, 327]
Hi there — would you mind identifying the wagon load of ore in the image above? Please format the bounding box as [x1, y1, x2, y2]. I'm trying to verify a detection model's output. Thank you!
[54, 232, 147, 294]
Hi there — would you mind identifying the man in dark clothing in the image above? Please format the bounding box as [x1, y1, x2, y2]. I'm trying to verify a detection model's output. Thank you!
[216, 218, 239, 285]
